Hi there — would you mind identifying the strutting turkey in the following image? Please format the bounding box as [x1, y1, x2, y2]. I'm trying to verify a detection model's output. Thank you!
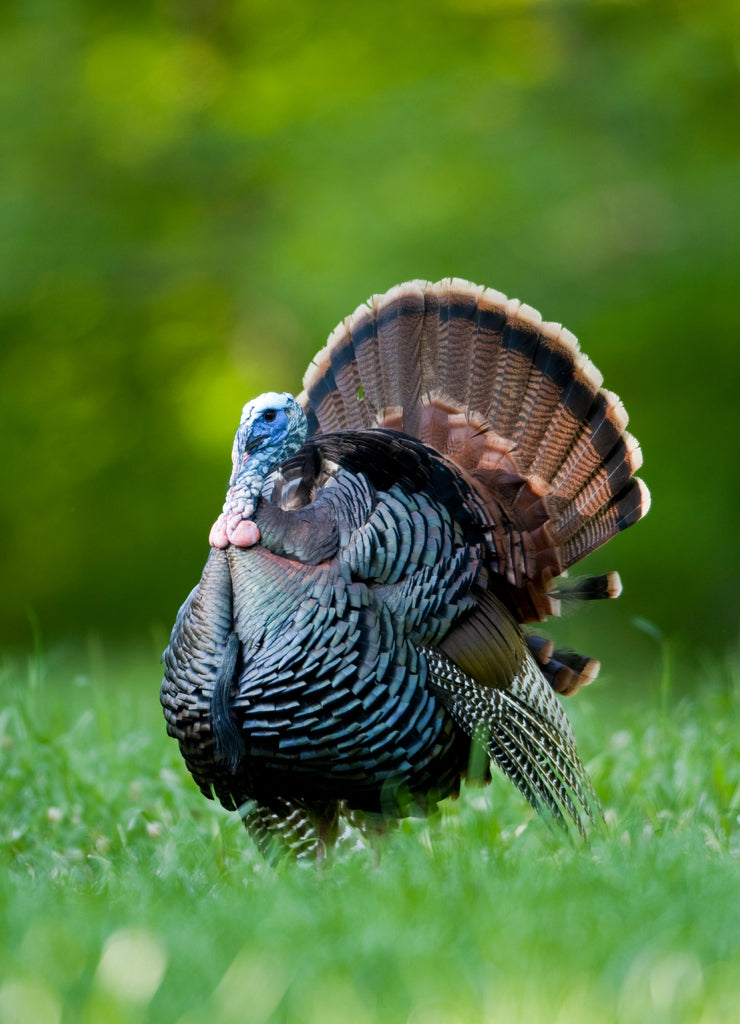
[161, 279, 650, 860]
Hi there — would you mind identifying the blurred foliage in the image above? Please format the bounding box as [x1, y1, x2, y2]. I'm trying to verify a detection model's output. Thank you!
[1, 0, 738, 658]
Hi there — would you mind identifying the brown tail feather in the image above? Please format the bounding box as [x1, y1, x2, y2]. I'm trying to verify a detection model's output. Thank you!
[465, 287, 509, 418]
[297, 279, 649, 604]
[301, 348, 348, 433]
[486, 303, 544, 440]
[372, 283, 425, 434]
[549, 389, 629, 503]
[562, 477, 650, 567]
[527, 352, 603, 482]
[436, 282, 478, 406]
[526, 635, 601, 696]
[325, 328, 368, 429]
[556, 432, 643, 542]
[508, 324, 580, 470]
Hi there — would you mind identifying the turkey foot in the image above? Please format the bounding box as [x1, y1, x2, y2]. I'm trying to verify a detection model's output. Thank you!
[209, 512, 261, 548]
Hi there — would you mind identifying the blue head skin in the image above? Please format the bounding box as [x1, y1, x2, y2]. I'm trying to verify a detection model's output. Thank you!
[210, 392, 307, 548]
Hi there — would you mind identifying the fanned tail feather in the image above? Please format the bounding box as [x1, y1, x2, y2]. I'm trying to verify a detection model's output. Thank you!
[298, 279, 649, 600]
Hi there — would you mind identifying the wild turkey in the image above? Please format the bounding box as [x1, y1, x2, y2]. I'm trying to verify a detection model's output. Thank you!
[161, 278, 649, 860]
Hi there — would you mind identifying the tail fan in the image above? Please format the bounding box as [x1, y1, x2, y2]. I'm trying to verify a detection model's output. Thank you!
[298, 279, 650, 618]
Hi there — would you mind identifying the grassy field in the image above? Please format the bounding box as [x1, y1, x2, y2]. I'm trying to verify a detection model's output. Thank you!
[1, 645, 739, 1024]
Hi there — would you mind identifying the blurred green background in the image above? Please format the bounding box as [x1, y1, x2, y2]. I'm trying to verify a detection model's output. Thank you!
[2, 0, 738, 666]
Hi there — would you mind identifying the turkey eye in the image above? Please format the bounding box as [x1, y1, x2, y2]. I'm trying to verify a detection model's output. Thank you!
[262, 409, 277, 422]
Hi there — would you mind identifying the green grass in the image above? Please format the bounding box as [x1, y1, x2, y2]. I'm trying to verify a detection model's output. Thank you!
[1, 647, 740, 1024]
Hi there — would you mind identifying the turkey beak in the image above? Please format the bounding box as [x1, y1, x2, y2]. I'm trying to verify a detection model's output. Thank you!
[243, 435, 268, 456]
[229, 434, 267, 485]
